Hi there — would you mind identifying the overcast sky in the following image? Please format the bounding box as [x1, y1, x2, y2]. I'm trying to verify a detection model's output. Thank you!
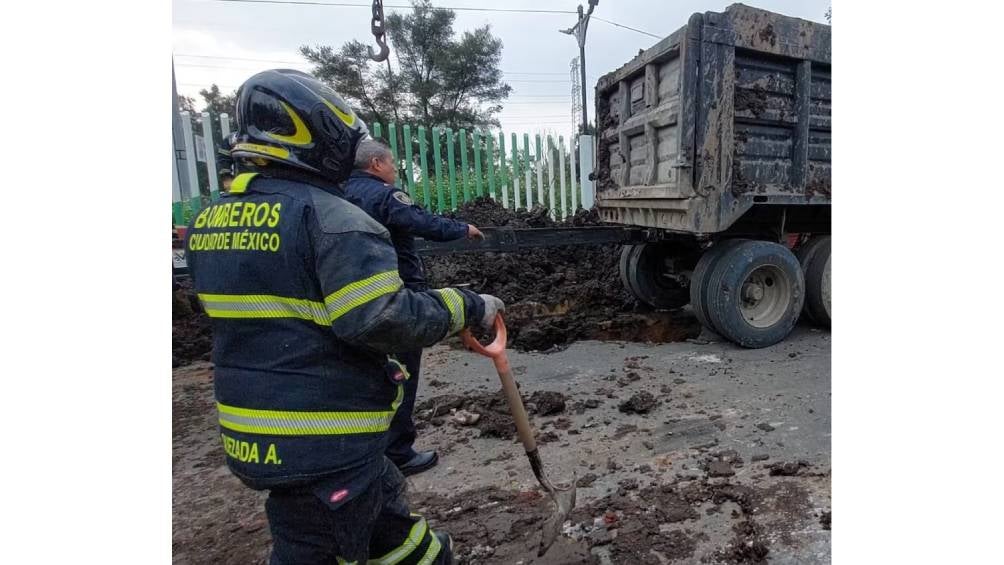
[173, 0, 828, 137]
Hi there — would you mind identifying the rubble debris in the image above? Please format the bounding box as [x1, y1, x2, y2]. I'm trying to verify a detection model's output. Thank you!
[820, 510, 832, 530]
[172, 279, 212, 367]
[707, 461, 736, 478]
[527, 390, 566, 415]
[767, 461, 811, 476]
[449, 409, 480, 426]
[618, 391, 659, 414]
[423, 198, 701, 352]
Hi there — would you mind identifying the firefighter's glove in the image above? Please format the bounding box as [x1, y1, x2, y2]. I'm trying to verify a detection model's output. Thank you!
[479, 294, 506, 330]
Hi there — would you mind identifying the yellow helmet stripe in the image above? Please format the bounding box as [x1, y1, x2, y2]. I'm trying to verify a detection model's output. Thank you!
[321, 97, 356, 127]
[264, 101, 313, 146]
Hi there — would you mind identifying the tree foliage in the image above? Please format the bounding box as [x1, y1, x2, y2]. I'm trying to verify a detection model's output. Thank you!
[301, 0, 511, 130]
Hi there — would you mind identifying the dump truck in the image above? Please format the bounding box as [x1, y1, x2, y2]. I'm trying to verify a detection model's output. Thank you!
[594, 3, 831, 348]
[415, 4, 831, 348]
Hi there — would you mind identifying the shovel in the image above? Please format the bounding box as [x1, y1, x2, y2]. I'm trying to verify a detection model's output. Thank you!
[461, 314, 577, 556]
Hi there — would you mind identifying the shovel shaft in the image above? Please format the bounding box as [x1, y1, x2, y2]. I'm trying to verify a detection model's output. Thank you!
[493, 354, 538, 454]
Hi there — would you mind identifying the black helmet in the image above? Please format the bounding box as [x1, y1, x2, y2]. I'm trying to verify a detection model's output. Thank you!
[232, 69, 368, 182]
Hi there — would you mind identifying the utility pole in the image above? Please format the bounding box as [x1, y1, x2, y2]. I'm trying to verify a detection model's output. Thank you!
[561, 0, 598, 134]
[570, 57, 582, 132]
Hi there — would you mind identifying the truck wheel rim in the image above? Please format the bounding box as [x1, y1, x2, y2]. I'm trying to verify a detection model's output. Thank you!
[739, 265, 791, 329]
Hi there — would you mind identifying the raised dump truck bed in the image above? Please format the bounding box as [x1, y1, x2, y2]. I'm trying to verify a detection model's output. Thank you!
[595, 3, 831, 235]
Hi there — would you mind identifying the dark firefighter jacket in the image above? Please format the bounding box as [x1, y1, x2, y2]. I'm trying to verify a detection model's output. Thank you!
[342, 171, 469, 290]
[185, 171, 484, 491]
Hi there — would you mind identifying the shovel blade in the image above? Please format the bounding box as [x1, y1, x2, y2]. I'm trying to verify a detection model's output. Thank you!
[537, 479, 577, 556]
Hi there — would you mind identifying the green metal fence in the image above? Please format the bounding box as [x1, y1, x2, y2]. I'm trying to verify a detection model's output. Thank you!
[369, 121, 584, 220]
[173, 113, 593, 225]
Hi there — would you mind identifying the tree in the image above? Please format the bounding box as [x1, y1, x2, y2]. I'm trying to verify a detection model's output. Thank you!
[301, 0, 511, 130]
[178, 94, 197, 114]
[198, 84, 237, 117]
[825, 7, 831, 24]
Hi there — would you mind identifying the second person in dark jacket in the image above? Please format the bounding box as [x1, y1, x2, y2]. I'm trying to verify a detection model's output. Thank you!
[343, 138, 485, 476]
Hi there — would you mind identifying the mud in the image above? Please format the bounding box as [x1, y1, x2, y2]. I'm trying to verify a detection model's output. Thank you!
[174, 330, 832, 564]
[417, 390, 568, 441]
[424, 197, 699, 352]
[173, 278, 212, 367]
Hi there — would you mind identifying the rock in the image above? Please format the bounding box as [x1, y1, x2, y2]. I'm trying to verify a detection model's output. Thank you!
[576, 473, 598, 488]
[751, 453, 770, 462]
[767, 461, 810, 476]
[528, 391, 567, 415]
[707, 461, 735, 477]
[449, 409, 481, 426]
[619, 391, 659, 414]
[537, 431, 560, 444]
[756, 422, 776, 432]
[618, 478, 639, 491]
[642, 440, 655, 450]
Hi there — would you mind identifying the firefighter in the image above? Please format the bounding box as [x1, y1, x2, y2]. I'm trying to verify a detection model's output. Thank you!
[185, 68, 504, 565]
[342, 138, 483, 476]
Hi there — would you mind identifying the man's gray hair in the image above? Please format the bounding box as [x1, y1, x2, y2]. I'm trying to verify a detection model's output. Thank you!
[354, 138, 393, 170]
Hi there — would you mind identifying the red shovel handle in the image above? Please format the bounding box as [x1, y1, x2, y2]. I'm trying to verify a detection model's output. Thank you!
[460, 314, 508, 359]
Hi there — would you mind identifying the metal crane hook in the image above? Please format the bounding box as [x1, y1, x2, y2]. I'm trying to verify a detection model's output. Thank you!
[368, 0, 390, 62]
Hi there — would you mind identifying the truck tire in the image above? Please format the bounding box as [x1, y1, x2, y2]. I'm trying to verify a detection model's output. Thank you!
[689, 239, 749, 332]
[804, 239, 831, 327]
[794, 235, 830, 324]
[705, 240, 805, 348]
[619, 243, 689, 310]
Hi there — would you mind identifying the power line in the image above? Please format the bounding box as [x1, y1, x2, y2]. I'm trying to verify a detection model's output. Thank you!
[175, 53, 305, 64]
[592, 16, 660, 39]
[176, 62, 310, 70]
[210, 0, 575, 14]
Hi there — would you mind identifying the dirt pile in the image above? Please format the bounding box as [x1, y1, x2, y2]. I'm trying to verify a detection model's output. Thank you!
[173, 278, 212, 367]
[416, 390, 569, 440]
[425, 198, 700, 351]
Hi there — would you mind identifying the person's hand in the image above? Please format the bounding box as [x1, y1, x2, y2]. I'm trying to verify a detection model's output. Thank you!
[478, 294, 505, 330]
[467, 225, 485, 240]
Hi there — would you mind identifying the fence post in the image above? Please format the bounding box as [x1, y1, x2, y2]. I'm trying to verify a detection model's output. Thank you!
[403, 124, 416, 197]
[459, 129, 470, 202]
[446, 129, 458, 210]
[558, 136, 568, 220]
[522, 133, 532, 208]
[388, 123, 402, 188]
[200, 113, 220, 201]
[173, 146, 185, 225]
[372, 122, 382, 140]
[432, 127, 445, 213]
[220, 113, 231, 140]
[547, 135, 557, 218]
[486, 133, 497, 200]
[579, 134, 596, 209]
[498, 132, 509, 209]
[535, 134, 544, 206]
[569, 133, 578, 213]
[473, 130, 484, 197]
[510, 133, 520, 209]
[418, 126, 431, 209]
[180, 111, 202, 215]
